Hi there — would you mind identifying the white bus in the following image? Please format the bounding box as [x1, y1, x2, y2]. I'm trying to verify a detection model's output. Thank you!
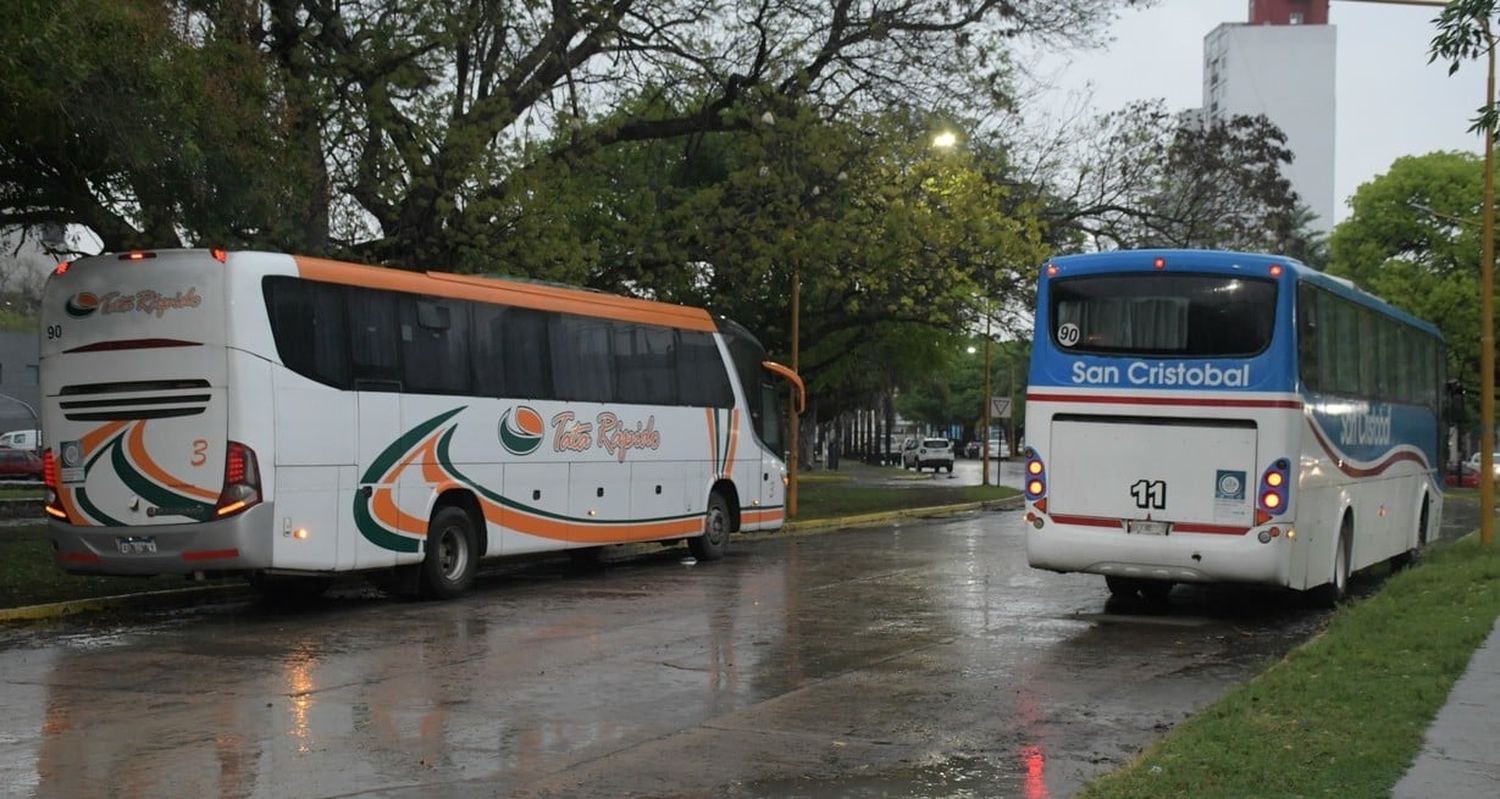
[1023, 250, 1445, 605]
[40, 249, 802, 598]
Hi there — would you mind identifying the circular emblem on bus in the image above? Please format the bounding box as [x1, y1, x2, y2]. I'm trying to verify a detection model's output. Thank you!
[498, 406, 544, 456]
[65, 292, 100, 318]
[1217, 472, 1243, 498]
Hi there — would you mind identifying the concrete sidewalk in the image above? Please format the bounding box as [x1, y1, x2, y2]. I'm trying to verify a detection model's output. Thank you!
[1394, 617, 1500, 798]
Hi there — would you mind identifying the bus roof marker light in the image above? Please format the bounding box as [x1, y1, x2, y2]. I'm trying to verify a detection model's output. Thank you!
[211, 248, 228, 263]
[1045, 264, 1059, 277]
[53, 262, 70, 276]
[1269, 263, 1284, 277]
[1153, 257, 1166, 269]
[119, 251, 156, 261]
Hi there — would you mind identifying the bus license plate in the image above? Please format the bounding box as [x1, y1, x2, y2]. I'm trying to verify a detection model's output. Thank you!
[1127, 520, 1169, 536]
[115, 537, 157, 554]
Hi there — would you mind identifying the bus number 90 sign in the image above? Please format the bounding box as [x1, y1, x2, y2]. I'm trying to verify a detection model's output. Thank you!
[1057, 323, 1080, 348]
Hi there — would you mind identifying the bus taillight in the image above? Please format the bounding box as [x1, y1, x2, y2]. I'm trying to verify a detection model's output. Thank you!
[42, 449, 68, 521]
[216, 442, 262, 517]
[1257, 458, 1291, 525]
[1025, 449, 1048, 505]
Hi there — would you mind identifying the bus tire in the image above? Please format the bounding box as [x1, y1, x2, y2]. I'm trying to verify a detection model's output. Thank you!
[1307, 516, 1351, 609]
[421, 505, 478, 600]
[689, 492, 731, 561]
[1392, 496, 1429, 571]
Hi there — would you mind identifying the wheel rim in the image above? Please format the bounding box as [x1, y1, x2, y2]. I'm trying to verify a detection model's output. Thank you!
[438, 524, 469, 582]
[706, 505, 727, 546]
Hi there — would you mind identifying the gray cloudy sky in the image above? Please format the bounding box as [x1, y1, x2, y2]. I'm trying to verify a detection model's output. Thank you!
[1025, 0, 1487, 225]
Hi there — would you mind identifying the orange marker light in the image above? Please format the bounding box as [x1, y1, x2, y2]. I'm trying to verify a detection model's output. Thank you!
[1269, 263, 1284, 277]
[211, 248, 228, 263]
[1046, 264, 1059, 277]
[1153, 257, 1166, 269]
[126, 251, 147, 260]
[54, 262, 70, 276]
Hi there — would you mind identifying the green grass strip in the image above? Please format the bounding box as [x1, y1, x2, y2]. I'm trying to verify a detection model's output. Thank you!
[1081, 536, 1500, 799]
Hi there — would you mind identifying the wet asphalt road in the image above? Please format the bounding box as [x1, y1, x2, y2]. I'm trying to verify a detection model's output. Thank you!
[0, 499, 1476, 799]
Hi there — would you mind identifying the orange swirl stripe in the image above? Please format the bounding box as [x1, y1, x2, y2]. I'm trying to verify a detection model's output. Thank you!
[126, 422, 219, 501]
[724, 409, 740, 479]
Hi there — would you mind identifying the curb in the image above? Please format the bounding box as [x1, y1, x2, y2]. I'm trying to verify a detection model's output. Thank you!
[0, 497, 1023, 623]
[0, 584, 252, 623]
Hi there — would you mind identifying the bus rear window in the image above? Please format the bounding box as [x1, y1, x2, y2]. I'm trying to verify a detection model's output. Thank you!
[1050, 274, 1276, 357]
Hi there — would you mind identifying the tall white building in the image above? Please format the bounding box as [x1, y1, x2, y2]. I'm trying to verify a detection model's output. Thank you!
[1203, 0, 1336, 234]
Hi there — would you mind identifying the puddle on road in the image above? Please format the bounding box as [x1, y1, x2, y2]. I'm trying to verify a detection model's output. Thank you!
[728, 754, 1048, 799]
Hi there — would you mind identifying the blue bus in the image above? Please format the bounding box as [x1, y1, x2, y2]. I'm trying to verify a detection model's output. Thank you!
[1022, 250, 1444, 605]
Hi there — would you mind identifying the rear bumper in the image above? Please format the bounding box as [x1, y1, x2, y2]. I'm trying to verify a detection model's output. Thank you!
[1026, 515, 1289, 586]
[49, 502, 275, 576]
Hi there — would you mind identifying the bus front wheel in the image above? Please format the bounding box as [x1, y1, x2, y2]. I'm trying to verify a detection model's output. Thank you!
[689, 492, 730, 561]
[421, 505, 478, 600]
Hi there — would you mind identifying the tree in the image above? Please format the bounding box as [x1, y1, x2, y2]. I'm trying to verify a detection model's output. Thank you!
[1, 0, 1146, 262]
[1328, 151, 1484, 394]
[1025, 100, 1320, 260]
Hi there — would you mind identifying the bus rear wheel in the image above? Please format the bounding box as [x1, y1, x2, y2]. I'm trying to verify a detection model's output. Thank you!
[689, 492, 730, 561]
[421, 505, 478, 600]
[1307, 517, 1351, 609]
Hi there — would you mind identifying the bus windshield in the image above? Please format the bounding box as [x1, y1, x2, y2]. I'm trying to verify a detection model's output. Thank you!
[1050, 274, 1276, 357]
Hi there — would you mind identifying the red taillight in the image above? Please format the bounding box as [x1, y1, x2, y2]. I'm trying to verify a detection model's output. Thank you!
[216, 441, 261, 517]
[43, 449, 68, 522]
[54, 261, 70, 276]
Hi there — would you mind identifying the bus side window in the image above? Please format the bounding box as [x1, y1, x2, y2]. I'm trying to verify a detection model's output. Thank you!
[550, 314, 615, 403]
[759, 381, 786, 456]
[400, 296, 472, 395]
[263, 277, 349, 388]
[615, 323, 678, 405]
[504, 308, 552, 400]
[677, 331, 734, 408]
[472, 303, 507, 398]
[347, 287, 401, 389]
[1297, 283, 1320, 393]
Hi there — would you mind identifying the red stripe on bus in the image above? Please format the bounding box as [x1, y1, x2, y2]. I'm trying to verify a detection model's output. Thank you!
[64, 339, 202, 353]
[182, 548, 240, 562]
[1027, 392, 1303, 409]
[1048, 514, 1249, 536]
[1306, 420, 1430, 478]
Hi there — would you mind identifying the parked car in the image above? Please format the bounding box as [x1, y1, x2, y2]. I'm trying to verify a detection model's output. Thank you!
[1454, 452, 1500, 488]
[902, 437, 955, 472]
[0, 428, 40, 451]
[0, 448, 43, 481]
[963, 438, 1006, 459]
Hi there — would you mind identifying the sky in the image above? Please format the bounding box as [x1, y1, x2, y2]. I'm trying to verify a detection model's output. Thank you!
[1022, 0, 1487, 226]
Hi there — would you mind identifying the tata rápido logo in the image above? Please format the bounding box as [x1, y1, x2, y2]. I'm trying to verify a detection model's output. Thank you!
[498, 406, 545, 455]
[65, 292, 100, 318]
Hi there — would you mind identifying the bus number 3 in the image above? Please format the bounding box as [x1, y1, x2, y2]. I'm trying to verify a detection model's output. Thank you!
[1131, 479, 1166, 510]
[191, 439, 208, 467]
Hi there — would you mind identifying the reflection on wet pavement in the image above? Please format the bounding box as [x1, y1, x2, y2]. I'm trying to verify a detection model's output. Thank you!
[0, 501, 1427, 798]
